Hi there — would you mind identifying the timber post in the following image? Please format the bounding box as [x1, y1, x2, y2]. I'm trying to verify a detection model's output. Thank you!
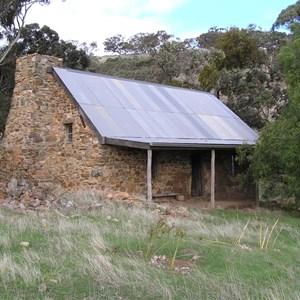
[211, 149, 215, 208]
[147, 149, 152, 203]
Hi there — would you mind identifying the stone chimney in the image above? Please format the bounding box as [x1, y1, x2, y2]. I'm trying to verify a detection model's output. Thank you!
[1, 54, 66, 206]
[4, 54, 63, 143]
[12, 54, 63, 97]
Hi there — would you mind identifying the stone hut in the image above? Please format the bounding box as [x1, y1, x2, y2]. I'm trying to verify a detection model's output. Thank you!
[1, 54, 258, 206]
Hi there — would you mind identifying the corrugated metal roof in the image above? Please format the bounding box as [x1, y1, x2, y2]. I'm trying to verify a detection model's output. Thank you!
[53, 67, 258, 149]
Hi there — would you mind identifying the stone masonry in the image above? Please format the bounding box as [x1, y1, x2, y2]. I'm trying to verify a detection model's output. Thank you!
[0, 54, 255, 206]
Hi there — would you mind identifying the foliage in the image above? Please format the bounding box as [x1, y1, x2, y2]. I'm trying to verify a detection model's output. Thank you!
[247, 23, 300, 204]
[215, 27, 266, 69]
[16, 23, 91, 69]
[88, 55, 164, 83]
[103, 31, 172, 55]
[272, 0, 300, 30]
[258, 218, 281, 250]
[222, 68, 284, 129]
[198, 26, 287, 130]
[144, 217, 185, 261]
[145, 41, 205, 87]
[0, 23, 92, 134]
[0, 0, 50, 30]
[98, 34, 209, 88]
[252, 107, 300, 202]
[196, 27, 227, 49]
[0, 60, 15, 134]
[0, 0, 52, 65]
[0, 1, 68, 134]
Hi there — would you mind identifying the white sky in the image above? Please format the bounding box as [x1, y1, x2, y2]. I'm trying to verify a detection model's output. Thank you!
[25, 0, 296, 55]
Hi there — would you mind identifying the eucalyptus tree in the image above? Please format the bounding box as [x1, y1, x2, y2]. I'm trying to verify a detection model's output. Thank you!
[0, 0, 52, 134]
[0, 0, 53, 64]
[102, 31, 209, 88]
[250, 23, 300, 204]
[103, 31, 172, 55]
[16, 23, 91, 69]
[272, 0, 300, 30]
[198, 26, 287, 129]
[0, 21, 91, 134]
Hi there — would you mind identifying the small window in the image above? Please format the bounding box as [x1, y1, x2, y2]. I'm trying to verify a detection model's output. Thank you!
[65, 123, 73, 143]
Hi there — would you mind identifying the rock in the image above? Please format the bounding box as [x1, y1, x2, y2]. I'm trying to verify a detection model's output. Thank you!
[19, 179, 29, 188]
[113, 192, 129, 200]
[32, 190, 45, 200]
[176, 195, 185, 201]
[51, 187, 65, 198]
[21, 190, 32, 203]
[175, 207, 188, 215]
[91, 168, 103, 177]
[41, 219, 48, 228]
[62, 200, 75, 209]
[2, 201, 17, 210]
[19, 203, 26, 210]
[20, 241, 29, 247]
[7, 178, 22, 197]
[32, 199, 41, 208]
[192, 254, 202, 261]
[91, 203, 103, 210]
[49, 279, 58, 284]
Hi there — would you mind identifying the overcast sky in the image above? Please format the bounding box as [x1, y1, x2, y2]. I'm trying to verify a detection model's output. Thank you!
[25, 0, 295, 55]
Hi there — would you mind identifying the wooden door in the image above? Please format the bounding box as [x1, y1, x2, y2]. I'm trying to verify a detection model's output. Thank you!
[191, 155, 203, 196]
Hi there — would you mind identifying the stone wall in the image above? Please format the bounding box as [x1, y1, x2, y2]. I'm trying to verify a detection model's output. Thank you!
[2, 54, 149, 203]
[152, 150, 192, 196]
[151, 149, 254, 201]
[1, 54, 255, 206]
[215, 151, 255, 200]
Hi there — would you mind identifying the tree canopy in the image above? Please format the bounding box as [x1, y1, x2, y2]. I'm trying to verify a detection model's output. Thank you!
[272, 0, 300, 30]
[0, 0, 52, 64]
[0, 21, 92, 134]
[198, 26, 287, 129]
[248, 23, 300, 203]
[103, 31, 172, 55]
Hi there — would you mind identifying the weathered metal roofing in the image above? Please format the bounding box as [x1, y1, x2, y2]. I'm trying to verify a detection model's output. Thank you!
[53, 67, 258, 149]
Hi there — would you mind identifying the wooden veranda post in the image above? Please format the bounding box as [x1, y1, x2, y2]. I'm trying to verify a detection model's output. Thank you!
[211, 149, 215, 208]
[147, 149, 152, 203]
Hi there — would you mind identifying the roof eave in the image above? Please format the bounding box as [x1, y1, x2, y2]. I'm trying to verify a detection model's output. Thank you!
[104, 137, 256, 150]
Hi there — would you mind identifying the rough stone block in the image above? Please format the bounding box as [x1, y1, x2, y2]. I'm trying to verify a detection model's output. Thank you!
[176, 195, 185, 201]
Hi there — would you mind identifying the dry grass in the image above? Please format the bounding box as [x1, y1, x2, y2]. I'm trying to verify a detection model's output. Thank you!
[0, 197, 299, 299]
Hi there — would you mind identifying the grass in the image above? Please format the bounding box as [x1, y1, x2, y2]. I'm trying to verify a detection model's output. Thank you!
[0, 197, 299, 299]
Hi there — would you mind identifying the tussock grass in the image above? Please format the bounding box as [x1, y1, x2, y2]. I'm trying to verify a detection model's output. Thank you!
[0, 200, 299, 299]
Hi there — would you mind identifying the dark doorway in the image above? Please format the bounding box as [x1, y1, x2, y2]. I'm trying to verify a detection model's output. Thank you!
[191, 155, 203, 196]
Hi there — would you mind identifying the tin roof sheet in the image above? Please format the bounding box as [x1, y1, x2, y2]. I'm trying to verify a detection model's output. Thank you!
[53, 67, 258, 149]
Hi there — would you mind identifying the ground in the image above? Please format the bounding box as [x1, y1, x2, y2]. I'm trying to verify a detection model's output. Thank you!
[154, 197, 256, 210]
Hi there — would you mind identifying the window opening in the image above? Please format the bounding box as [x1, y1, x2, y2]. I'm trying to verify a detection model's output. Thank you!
[65, 123, 73, 143]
